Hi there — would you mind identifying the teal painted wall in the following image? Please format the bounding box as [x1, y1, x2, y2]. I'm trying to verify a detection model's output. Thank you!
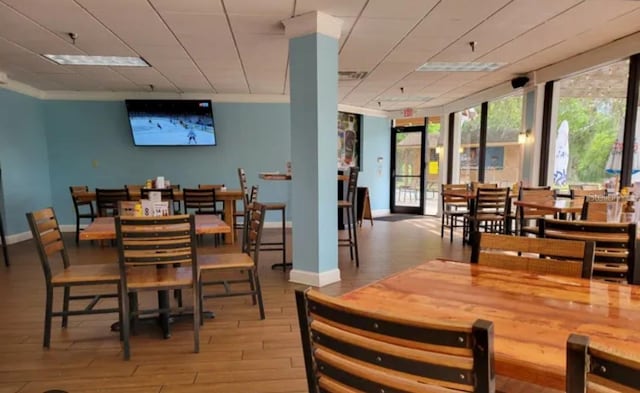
[44, 101, 292, 226]
[0, 88, 390, 236]
[0, 88, 51, 234]
[360, 115, 391, 212]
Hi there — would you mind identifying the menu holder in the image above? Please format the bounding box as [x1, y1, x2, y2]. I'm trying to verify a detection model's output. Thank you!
[141, 200, 170, 216]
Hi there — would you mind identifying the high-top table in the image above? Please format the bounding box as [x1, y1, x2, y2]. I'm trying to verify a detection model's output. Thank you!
[340, 259, 640, 390]
[76, 189, 242, 244]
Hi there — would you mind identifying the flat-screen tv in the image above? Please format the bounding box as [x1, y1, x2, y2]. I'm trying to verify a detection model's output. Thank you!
[125, 99, 216, 146]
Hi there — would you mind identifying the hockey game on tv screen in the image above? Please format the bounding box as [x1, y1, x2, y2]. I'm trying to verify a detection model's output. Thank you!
[126, 100, 216, 146]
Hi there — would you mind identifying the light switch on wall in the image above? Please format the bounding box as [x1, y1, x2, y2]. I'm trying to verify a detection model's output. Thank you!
[92, 160, 99, 168]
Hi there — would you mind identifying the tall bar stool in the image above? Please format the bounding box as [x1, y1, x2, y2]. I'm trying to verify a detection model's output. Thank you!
[0, 209, 8, 266]
[338, 167, 359, 267]
[238, 168, 289, 271]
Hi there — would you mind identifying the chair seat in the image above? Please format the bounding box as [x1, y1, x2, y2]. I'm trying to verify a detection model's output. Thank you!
[337, 200, 352, 208]
[263, 202, 285, 210]
[474, 213, 504, 221]
[51, 264, 120, 284]
[126, 266, 193, 290]
[199, 253, 254, 270]
[444, 210, 467, 216]
[520, 225, 540, 235]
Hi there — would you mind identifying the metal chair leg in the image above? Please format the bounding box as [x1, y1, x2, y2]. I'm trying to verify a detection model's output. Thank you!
[43, 286, 53, 348]
[61, 286, 70, 328]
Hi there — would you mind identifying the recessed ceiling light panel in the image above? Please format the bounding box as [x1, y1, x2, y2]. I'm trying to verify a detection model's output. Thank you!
[43, 54, 150, 67]
[416, 62, 505, 72]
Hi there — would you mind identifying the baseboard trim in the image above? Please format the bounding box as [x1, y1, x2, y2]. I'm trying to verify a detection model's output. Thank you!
[289, 268, 341, 287]
[372, 209, 390, 217]
[6, 231, 32, 245]
[264, 221, 292, 229]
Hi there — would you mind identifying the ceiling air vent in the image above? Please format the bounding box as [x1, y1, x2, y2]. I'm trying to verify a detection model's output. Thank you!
[339, 71, 368, 81]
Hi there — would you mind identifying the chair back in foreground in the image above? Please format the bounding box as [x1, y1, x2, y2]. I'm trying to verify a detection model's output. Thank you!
[199, 202, 267, 319]
[471, 233, 594, 279]
[96, 188, 129, 217]
[541, 218, 638, 284]
[26, 207, 121, 348]
[295, 288, 495, 393]
[567, 334, 640, 393]
[115, 214, 199, 360]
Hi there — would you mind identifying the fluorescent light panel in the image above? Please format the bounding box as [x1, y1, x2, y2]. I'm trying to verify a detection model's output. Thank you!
[43, 54, 149, 67]
[416, 62, 505, 72]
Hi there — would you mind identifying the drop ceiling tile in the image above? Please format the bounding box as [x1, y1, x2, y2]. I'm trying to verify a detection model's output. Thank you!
[149, 0, 224, 14]
[362, 0, 439, 19]
[228, 15, 287, 35]
[225, 0, 294, 16]
[295, 0, 367, 17]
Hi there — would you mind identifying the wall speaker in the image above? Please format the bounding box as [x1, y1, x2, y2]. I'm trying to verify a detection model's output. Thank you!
[511, 76, 529, 89]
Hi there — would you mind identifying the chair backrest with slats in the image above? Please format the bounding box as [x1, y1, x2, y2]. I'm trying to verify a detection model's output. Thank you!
[471, 233, 594, 279]
[581, 195, 621, 221]
[345, 167, 359, 204]
[242, 202, 266, 260]
[69, 185, 94, 215]
[571, 188, 606, 199]
[541, 218, 637, 284]
[517, 187, 556, 221]
[238, 168, 250, 210]
[442, 183, 468, 210]
[26, 208, 70, 283]
[474, 187, 510, 215]
[295, 288, 495, 393]
[567, 334, 640, 393]
[115, 215, 197, 289]
[96, 188, 130, 217]
[183, 188, 218, 214]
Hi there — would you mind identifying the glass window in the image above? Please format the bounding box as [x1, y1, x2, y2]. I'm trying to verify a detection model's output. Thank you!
[486, 94, 523, 187]
[425, 117, 441, 215]
[458, 105, 481, 183]
[553, 59, 629, 191]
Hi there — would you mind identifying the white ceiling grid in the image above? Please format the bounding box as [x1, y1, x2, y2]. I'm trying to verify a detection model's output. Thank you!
[0, 0, 637, 110]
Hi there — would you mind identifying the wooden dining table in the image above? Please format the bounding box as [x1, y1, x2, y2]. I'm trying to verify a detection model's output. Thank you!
[340, 259, 640, 390]
[76, 189, 242, 243]
[514, 198, 584, 216]
[79, 214, 230, 241]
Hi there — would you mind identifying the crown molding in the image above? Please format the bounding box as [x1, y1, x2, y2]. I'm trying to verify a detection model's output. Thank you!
[338, 104, 388, 118]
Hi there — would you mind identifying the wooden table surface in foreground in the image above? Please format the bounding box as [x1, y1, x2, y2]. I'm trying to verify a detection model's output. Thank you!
[340, 260, 640, 390]
[76, 189, 242, 244]
[79, 215, 230, 241]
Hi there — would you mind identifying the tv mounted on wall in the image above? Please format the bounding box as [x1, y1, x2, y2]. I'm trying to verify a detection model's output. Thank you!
[125, 99, 216, 146]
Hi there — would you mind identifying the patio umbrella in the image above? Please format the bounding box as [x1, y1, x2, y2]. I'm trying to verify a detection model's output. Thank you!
[605, 120, 640, 177]
[554, 120, 570, 186]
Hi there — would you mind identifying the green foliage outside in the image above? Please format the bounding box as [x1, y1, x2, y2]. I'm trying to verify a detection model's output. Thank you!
[557, 97, 625, 184]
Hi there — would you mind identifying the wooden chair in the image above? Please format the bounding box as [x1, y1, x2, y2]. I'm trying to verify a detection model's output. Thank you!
[295, 288, 495, 393]
[234, 185, 259, 233]
[515, 186, 555, 236]
[238, 168, 288, 270]
[115, 214, 199, 360]
[25, 207, 122, 348]
[580, 195, 621, 221]
[570, 188, 606, 200]
[338, 167, 360, 267]
[96, 188, 130, 217]
[199, 184, 225, 212]
[541, 218, 638, 284]
[468, 187, 510, 236]
[183, 188, 222, 245]
[1, 208, 9, 266]
[567, 333, 640, 392]
[69, 185, 96, 244]
[471, 233, 595, 279]
[441, 183, 469, 242]
[199, 202, 266, 320]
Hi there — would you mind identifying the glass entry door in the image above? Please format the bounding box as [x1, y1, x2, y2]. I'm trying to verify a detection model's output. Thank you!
[391, 125, 425, 214]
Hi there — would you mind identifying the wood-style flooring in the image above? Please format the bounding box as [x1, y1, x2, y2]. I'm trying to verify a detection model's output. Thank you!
[0, 216, 556, 392]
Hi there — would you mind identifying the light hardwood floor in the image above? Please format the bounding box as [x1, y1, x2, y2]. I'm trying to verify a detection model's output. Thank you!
[0, 216, 556, 392]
